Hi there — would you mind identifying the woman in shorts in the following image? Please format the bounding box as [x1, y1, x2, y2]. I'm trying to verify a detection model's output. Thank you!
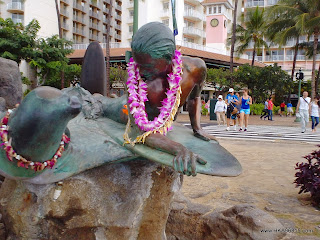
[239, 89, 252, 131]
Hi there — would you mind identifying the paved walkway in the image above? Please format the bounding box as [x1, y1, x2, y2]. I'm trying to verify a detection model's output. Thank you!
[177, 114, 319, 143]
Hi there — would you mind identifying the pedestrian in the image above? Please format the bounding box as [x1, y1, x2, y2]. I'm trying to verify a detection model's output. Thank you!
[239, 89, 252, 131]
[205, 98, 210, 116]
[214, 95, 226, 126]
[266, 97, 274, 121]
[260, 98, 269, 119]
[310, 96, 319, 132]
[286, 101, 293, 117]
[280, 101, 286, 117]
[225, 88, 239, 131]
[296, 91, 311, 133]
[235, 93, 241, 127]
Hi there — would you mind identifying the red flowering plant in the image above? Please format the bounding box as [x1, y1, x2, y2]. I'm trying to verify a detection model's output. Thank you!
[294, 145, 320, 207]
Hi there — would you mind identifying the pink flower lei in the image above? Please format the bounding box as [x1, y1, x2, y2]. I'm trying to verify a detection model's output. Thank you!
[124, 50, 183, 145]
[0, 109, 70, 172]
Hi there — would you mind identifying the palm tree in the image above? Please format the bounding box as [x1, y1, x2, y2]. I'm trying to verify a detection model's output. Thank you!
[229, 0, 239, 80]
[266, 0, 320, 98]
[298, 40, 320, 95]
[266, 0, 306, 82]
[233, 6, 269, 66]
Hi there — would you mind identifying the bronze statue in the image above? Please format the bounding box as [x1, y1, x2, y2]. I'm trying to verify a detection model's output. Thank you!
[0, 22, 242, 184]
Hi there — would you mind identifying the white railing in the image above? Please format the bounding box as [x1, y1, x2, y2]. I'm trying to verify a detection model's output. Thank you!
[71, 41, 225, 55]
[115, 4, 121, 11]
[60, 9, 69, 17]
[115, 34, 121, 40]
[73, 27, 85, 35]
[90, 22, 98, 29]
[62, 23, 69, 30]
[73, 15, 85, 23]
[103, 7, 109, 13]
[183, 27, 205, 38]
[115, 13, 121, 20]
[73, 2, 85, 12]
[184, 9, 205, 21]
[90, 11, 99, 19]
[12, 18, 23, 24]
[267, 0, 279, 6]
[115, 23, 121, 30]
[175, 40, 223, 54]
[161, 9, 170, 18]
[245, 0, 265, 8]
[128, 1, 134, 8]
[7, 2, 24, 11]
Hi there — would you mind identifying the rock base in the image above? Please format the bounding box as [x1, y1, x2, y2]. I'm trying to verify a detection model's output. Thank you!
[0, 159, 181, 240]
[166, 193, 286, 240]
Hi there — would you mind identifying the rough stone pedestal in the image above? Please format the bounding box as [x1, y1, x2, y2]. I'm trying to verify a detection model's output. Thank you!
[0, 57, 23, 108]
[0, 159, 181, 240]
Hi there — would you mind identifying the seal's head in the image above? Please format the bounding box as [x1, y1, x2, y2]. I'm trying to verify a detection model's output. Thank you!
[7, 86, 81, 162]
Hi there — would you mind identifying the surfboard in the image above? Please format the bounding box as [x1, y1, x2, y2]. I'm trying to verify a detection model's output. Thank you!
[97, 118, 242, 177]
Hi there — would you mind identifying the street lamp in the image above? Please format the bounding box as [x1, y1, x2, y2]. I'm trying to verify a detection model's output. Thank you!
[294, 68, 304, 122]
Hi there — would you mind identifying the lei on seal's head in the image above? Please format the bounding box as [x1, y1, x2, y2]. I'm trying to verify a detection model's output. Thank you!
[123, 49, 183, 146]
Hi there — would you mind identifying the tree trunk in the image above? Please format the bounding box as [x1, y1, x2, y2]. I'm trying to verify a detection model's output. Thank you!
[55, 0, 65, 89]
[54, 0, 62, 39]
[311, 31, 319, 99]
[105, 0, 113, 97]
[229, 0, 239, 83]
[288, 36, 299, 101]
[251, 44, 256, 66]
[316, 63, 320, 95]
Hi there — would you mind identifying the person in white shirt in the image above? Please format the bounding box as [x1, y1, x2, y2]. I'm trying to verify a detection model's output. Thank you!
[214, 95, 226, 126]
[296, 91, 311, 133]
[310, 96, 319, 132]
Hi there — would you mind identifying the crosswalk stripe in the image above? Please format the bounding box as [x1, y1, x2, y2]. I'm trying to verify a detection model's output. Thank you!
[182, 124, 320, 143]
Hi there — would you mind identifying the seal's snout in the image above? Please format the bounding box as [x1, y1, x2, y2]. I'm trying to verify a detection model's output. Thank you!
[69, 96, 82, 115]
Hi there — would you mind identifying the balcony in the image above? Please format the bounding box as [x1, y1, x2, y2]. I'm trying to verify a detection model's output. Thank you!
[89, 34, 99, 41]
[62, 23, 69, 30]
[90, 22, 99, 29]
[160, 9, 170, 18]
[103, 16, 110, 24]
[60, 0, 70, 5]
[115, 4, 121, 12]
[73, 27, 85, 36]
[265, 55, 284, 61]
[89, 0, 101, 8]
[267, 0, 279, 6]
[115, 33, 121, 40]
[114, 23, 121, 30]
[12, 18, 24, 25]
[184, 9, 205, 22]
[104, 0, 111, 4]
[245, 0, 265, 8]
[90, 10, 100, 19]
[60, 9, 69, 18]
[73, 2, 86, 12]
[7, 2, 24, 13]
[115, 13, 121, 21]
[183, 27, 203, 38]
[73, 15, 85, 24]
[103, 6, 110, 13]
[128, 1, 134, 8]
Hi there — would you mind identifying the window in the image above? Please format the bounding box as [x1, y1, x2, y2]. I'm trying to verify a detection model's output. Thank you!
[184, 37, 194, 43]
[213, 7, 216, 14]
[184, 20, 194, 28]
[129, 10, 134, 17]
[81, 1, 84, 6]
[129, 25, 133, 33]
[208, 7, 212, 14]
[218, 6, 221, 13]
[162, 19, 169, 26]
[184, 3, 194, 12]
[163, 2, 169, 10]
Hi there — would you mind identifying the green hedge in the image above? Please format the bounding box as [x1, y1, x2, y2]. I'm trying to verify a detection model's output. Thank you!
[250, 104, 296, 115]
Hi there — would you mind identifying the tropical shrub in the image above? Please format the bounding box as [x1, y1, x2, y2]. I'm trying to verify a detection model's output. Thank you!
[294, 146, 320, 207]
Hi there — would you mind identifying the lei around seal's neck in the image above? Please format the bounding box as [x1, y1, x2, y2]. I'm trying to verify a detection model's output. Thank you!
[124, 50, 183, 145]
[0, 109, 70, 172]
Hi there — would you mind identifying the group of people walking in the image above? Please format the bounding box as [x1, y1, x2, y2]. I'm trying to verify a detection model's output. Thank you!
[214, 88, 252, 132]
[212, 89, 320, 134]
[296, 91, 320, 133]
